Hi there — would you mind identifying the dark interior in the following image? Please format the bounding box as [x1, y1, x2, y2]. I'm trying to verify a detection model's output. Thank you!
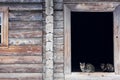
[71, 12, 114, 72]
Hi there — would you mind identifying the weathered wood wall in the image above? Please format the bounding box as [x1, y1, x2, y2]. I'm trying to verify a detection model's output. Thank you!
[53, 0, 64, 80]
[0, 0, 44, 80]
[1, 0, 120, 80]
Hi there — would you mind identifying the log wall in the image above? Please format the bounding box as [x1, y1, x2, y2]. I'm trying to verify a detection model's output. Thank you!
[0, 0, 44, 80]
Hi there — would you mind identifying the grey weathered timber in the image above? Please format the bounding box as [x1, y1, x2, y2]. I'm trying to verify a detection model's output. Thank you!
[0, 64, 43, 73]
[9, 22, 43, 30]
[0, 0, 43, 3]
[0, 56, 42, 64]
[9, 38, 42, 45]
[0, 46, 42, 56]
[9, 30, 42, 38]
[0, 73, 42, 79]
[45, 0, 54, 80]
[64, 0, 120, 3]
[0, 3, 43, 11]
[9, 12, 43, 21]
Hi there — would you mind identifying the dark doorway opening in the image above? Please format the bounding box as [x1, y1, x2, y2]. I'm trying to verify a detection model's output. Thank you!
[71, 12, 114, 72]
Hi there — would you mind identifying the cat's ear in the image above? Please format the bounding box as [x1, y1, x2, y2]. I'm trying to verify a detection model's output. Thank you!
[80, 62, 81, 64]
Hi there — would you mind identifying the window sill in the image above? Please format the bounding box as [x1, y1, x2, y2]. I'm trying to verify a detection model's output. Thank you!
[71, 72, 116, 77]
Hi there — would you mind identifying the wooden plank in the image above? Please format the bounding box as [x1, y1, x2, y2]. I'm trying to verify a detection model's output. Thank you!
[54, 3, 63, 10]
[9, 12, 43, 21]
[9, 38, 42, 45]
[0, 79, 17, 80]
[54, 38, 63, 44]
[0, 46, 42, 56]
[9, 22, 43, 30]
[0, 0, 43, 3]
[54, 21, 63, 29]
[0, 3, 42, 11]
[54, 11, 63, 20]
[64, 5, 71, 74]
[54, 64, 63, 73]
[114, 5, 120, 74]
[54, 29, 63, 38]
[0, 73, 42, 79]
[64, 0, 120, 3]
[0, 56, 42, 64]
[0, 64, 43, 73]
[9, 30, 42, 38]
[65, 3, 119, 12]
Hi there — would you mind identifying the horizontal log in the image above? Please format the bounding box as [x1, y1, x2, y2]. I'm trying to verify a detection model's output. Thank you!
[9, 30, 42, 38]
[9, 12, 43, 21]
[54, 38, 63, 44]
[54, 29, 63, 38]
[54, 3, 63, 10]
[0, 0, 43, 3]
[54, 44, 64, 52]
[54, 11, 63, 21]
[9, 38, 42, 45]
[0, 73, 42, 79]
[54, 52, 64, 63]
[9, 22, 43, 30]
[0, 3, 43, 11]
[54, 73, 64, 78]
[0, 79, 17, 80]
[54, 0, 63, 2]
[54, 21, 63, 29]
[0, 46, 42, 56]
[0, 64, 43, 73]
[0, 56, 42, 64]
[54, 64, 63, 73]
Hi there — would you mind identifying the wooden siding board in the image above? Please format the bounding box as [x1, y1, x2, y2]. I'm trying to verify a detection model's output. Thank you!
[0, 46, 42, 56]
[9, 30, 42, 38]
[0, 3, 43, 11]
[9, 38, 42, 45]
[0, 56, 42, 64]
[9, 22, 43, 30]
[0, 64, 43, 73]
[9, 12, 43, 21]
[0, 0, 43, 3]
[54, 11, 63, 21]
[0, 73, 42, 79]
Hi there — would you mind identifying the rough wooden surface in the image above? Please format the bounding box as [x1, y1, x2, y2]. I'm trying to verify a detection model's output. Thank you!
[0, 64, 43, 73]
[9, 22, 43, 30]
[0, 0, 44, 80]
[64, 0, 120, 3]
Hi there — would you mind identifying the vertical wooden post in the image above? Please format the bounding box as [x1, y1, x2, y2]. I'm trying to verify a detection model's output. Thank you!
[114, 5, 120, 74]
[45, 0, 54, 80]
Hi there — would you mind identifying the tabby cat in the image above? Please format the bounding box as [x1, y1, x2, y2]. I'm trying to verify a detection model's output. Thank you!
[80, 62, 95, 72]
[100, 63, 114, 72]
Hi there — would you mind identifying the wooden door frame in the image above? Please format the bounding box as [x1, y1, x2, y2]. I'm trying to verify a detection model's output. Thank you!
[64, 2, 120, 80]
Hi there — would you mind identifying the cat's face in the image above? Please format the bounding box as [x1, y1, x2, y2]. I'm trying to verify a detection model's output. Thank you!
[100, 63, 105, 69]
[80, 62, 85, 69]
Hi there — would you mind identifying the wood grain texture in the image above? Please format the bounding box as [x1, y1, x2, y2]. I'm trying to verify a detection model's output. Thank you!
[9, 22, 43, 30]
[0, 46, 42, 56]
[9, 12, 43, 21]
[0, 73, 42, 79]
[64, 0, 120, 3]
[0, 64, 43, 73]
[0, 56, 42, 64]
[0, 0, 43, 3]
[9, 38, 42, 45]
[0, 3, 43, 11]
[9, 30, 42, 38]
